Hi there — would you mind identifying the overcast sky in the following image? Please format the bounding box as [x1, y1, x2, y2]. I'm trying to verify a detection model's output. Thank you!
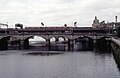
[0, 0, 120, 27]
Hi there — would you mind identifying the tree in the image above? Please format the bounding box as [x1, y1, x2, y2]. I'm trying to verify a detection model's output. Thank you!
[15, 23, 23, 29]
[64, 24, 67, 27]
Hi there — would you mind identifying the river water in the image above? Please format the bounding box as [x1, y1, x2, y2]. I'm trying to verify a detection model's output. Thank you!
[0, 50, 120, 78]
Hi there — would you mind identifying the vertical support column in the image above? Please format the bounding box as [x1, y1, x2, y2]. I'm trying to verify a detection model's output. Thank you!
[24, 39, 29, 49]
[68, 39, 74, 51]
[55, 38, 59, 51]
[88, 39, 94, 51]
[93, 35, 97, 50]
[20, 40, 24, 50]
[73, 39, 75, 51]
[18, 39, 21, 50]
[93, 39, 97, 51]
[46, 39, 51, 51]
[68, 39, 70, 51]
[19, 39, 29, 50]
[55, 38, 59, 42]
[65, 40, 68, 51]
[70, 39, 74, 51]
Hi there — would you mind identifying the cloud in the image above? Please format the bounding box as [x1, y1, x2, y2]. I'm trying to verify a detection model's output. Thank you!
[0, 0, 120, 27]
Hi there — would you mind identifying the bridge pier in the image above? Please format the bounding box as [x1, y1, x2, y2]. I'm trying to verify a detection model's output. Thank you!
[10, 40, 21, 50]
[65, 41, 68, 51]
[20, 40, 25, 49]
[46, 39, 51, 51]
[93, 39, 97, 51]
[24, 39, 29, 49]
[55, 38, 59, 51]
[55, 38, 59, 42]
[68, 39, 74, 51]
[87, 39, 93, 51]
[18, 39, 29, 50]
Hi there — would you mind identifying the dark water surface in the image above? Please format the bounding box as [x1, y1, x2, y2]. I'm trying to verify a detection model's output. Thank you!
[0, 51, 120, 78]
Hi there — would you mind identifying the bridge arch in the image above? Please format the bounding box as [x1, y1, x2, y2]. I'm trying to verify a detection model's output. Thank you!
[83, 36, 94, 40]
[10, 36, 18, 41]
[0, 36, 11, 40]
[0, 36, 11, 50]
[50, 36, 58, 42]
[27, 36, 47, 50]
[47, 36, 70, 51]
[96, 36, 111, 52]
[74, 36, 94, 51]
[58, 36, 69, 42]
[29, 36, 47, 41]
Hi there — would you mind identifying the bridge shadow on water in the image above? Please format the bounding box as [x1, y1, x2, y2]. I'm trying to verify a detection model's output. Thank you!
[23, 51, 64, 56]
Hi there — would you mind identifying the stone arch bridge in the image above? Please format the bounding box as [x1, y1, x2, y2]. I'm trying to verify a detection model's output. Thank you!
[0, 33, 111, 51]
[0, 27, 112, 50]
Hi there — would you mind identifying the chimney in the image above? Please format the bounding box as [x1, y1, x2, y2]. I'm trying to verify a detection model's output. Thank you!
[115, 16, 118, 23]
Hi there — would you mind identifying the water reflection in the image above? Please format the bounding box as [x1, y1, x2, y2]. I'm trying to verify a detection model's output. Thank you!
[23, 51, 64, 56]
[0, 51, 120, 78]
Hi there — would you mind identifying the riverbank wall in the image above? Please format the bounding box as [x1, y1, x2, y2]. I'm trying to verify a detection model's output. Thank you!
[111, 38, 120, 69]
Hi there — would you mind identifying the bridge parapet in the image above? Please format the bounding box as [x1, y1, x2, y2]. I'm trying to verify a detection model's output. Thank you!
[0, 32, 108, 41]
[0, 26, 109, 41]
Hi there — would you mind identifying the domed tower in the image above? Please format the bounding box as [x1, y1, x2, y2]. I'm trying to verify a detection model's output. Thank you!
[92, 16, 100, 28]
